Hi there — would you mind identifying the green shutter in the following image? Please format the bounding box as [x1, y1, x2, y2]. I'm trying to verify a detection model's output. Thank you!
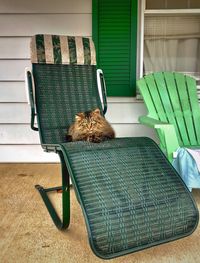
[92, 0, 138, 96]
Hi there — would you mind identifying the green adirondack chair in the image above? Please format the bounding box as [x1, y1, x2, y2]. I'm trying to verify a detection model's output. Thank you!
[27, 37, 198, 259]
[137, 72, 200, 162]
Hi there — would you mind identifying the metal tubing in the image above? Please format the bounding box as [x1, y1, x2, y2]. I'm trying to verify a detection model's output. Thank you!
[35, 152, 70, 230]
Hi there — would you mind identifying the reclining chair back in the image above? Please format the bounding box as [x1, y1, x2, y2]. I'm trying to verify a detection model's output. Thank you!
[30, 35, 105, 144]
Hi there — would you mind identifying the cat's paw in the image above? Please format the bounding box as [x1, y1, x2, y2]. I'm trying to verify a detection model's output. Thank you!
[89, 135, 101, 143]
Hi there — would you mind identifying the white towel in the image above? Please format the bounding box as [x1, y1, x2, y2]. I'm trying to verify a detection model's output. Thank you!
[186, 148, 200, 172]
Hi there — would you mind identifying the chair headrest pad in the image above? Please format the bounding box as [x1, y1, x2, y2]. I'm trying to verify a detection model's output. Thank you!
[30, 34, 96, 65]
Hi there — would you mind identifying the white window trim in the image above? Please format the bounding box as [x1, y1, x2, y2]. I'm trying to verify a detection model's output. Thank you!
[145, 9, 200, 15]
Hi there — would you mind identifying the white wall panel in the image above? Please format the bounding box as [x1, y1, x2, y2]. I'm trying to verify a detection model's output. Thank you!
[0, 14, 91, 36]
[0, 81, 144, 103]
[0, 82, 27, 102]
[112, 124, 157, 140]
[0, 124, 157, 144]
[0, 37, 30, 59]
[0, 0, 91, 14]
[0, 60, 30, 81]
[0, 104, 30, 123]
[0, 145, 59, 162]
[0, 125, 40, 144]
[0, 103, 146, 124]
[106, 103, 148, 124]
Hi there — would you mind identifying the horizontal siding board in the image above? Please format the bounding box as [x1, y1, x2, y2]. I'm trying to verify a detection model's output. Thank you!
[0, 83, 145, 103]
[107, 97, 140, 103]
[0, 60, 31, 81]
[0, 124, 157, 144]
[0, 14, 91, 36]
[113, 124, 157, 140]
[0, 124, 40, 144]
[0, 123, 157, 162]
[0, 82, 27, 102]
[0, 103, 148, 124]
[106, 103, 147, 123]
[0, 104, 30, 123]
[0, 145, 59, 162]
[0, 37, 30, 59]
[0, 89, 141, 103]
[0, 0, 91, 13]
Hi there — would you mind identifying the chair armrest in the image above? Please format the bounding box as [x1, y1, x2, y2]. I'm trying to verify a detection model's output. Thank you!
[139, 116, 179, 162]
[139, 116, 168, 128]
[97, 69, 107, 115]
[26, 69, 38, 131]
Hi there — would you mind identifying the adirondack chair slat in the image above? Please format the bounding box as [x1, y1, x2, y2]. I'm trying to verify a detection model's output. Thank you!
[186, 76, 200, 144]
[137, 79, 158, 119]
[153, 72, 177, 123]
[174, 73, 197, 145]
[163, 72, 190, 146]
[153, 72, 183, 145]
[144, 74, 168, 122]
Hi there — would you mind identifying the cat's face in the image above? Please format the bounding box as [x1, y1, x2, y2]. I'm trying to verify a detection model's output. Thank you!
[75, 108, 101, 131]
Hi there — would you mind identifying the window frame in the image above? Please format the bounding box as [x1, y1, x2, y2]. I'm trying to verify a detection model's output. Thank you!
[138, 0, 200, 80]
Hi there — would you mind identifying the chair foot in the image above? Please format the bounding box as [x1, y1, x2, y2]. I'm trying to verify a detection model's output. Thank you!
[35, 184, 43, 191]
[35, 185, 63, 192]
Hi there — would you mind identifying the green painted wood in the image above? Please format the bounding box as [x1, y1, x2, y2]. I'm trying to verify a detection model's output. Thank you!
[92, 0, 137, 96]
[174, 73, 197, 145]
[137, 72, 200, 160]
[163, 72, 190, 145]
[144, 74, 168, 122]
[186, 76, 200, 144]
[153, 72, 184, 145]
[136, 78, 158, 118]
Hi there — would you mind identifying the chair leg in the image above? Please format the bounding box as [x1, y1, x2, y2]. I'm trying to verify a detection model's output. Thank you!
[35, 152, 70, 230]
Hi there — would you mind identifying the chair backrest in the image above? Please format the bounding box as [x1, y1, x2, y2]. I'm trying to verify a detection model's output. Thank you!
[137, 72, 200, 146]
[30, 34, 103, 144]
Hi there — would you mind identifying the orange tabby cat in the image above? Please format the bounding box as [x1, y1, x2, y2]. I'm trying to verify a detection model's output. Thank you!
[66, 108, 115, 143]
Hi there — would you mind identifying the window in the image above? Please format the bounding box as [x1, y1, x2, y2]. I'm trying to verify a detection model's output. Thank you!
[139, 0, 200, 81]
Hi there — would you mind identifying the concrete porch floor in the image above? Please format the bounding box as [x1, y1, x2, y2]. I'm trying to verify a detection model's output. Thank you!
[0, 164, 199, 263]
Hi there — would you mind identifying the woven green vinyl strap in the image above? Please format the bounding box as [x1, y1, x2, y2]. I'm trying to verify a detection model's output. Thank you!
[60, 137, 199, 259]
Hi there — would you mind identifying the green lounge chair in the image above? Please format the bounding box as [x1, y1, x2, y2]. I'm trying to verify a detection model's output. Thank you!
[137, 72, 200, 163]
[27, 35, 198, 259]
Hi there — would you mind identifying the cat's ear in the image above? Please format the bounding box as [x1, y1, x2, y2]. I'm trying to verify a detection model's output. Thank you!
[93, 108, 101, 115]
[75, 112, 84, 120]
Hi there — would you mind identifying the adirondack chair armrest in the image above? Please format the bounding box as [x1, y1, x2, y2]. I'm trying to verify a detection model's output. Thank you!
[139, 116, 179, 162]
[139, 116, 168, 128]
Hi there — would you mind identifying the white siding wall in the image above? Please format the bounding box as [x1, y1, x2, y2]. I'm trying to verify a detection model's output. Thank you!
[0, 0, 156, 162]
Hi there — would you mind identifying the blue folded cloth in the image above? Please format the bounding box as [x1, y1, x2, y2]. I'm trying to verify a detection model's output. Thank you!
[173, 148, 200, 191]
